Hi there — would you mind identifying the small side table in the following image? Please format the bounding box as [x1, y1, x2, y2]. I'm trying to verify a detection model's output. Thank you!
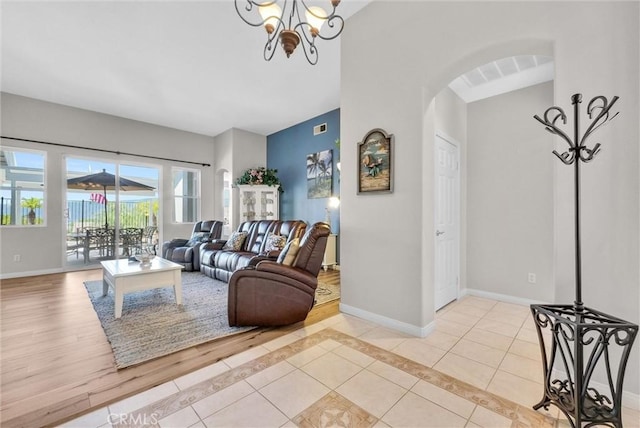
[322, 234, 337, 271]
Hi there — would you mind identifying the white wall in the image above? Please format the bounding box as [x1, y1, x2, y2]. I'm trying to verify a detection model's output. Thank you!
[341, 1, 639, 396]
[435, 88, 467, 146]
[216, 128, 266, 229]
[467, 82, 554, 301]
[0, 93, 216, 277]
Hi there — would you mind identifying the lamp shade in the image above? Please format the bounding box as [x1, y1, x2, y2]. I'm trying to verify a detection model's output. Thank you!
[328, 196, 340, 209]
[305, 6, 327, 34]
[259, 2, 282, 32]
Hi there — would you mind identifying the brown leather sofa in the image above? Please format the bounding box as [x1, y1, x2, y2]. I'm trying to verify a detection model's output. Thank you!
[227, 222, 330, 326]
[161, 220, 223, 271]
[199, 219, 307, 282]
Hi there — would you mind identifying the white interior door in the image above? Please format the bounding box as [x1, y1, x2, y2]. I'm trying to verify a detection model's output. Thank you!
[434, 134, 460, 310]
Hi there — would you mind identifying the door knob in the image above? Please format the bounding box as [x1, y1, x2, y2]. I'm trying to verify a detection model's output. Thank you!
[436, 230, 445, 236]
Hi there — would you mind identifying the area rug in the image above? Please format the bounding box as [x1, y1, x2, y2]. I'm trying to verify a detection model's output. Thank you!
[315, 281, 340, 305]
[84, 272, 340, 369]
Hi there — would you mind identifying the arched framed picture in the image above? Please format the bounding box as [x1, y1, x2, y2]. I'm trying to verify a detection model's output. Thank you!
[357, 128, 394, 194]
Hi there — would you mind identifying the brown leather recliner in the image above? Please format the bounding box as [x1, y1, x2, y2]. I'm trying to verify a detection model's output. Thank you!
[200, 220, 307, 282]
[228, 222, 331, 326]
[161, 220, 223, 271]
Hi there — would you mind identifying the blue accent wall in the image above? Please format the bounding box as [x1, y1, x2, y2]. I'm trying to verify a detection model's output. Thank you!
[267, 108, 340, 235]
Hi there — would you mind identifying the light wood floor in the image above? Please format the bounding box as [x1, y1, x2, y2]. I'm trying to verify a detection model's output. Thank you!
[0, 268, 340, 428]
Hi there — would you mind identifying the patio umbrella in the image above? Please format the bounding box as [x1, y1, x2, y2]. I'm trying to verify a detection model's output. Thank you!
[67, 169, 155, 229]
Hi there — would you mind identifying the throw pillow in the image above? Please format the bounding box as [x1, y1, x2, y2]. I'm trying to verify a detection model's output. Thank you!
[223, 231, 248, 251]
[264, 233, 287, 253]
[277, 238, 300, 266]
[186, 231, 211, 247]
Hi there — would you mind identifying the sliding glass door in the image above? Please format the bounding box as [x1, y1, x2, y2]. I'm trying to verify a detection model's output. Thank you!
[118, 163, 159, 260]
[65, 157, 159, 268]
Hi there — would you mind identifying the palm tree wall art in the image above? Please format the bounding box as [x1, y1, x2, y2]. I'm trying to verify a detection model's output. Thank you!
[306, 149, 333, 198]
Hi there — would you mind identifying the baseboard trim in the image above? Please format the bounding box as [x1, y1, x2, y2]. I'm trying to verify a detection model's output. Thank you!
[339, 303, 435, 338]
[460, 288, 547, 306]
[0, 267, 64, 280]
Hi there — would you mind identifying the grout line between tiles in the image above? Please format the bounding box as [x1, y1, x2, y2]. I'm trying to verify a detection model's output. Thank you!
[110, 322, 555, 428]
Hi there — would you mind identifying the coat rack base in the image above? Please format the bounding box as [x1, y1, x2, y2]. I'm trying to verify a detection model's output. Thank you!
[530, 304, 638, 428]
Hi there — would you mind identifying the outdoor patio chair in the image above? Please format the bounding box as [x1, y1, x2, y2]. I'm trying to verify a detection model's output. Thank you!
[142, 226, 158, 255]
[121, 227, 143, 256]
[81, 228, 115, 263]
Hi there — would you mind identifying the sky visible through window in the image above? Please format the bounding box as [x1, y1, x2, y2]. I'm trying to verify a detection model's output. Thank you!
[1, 154, 159, 201]
[14, 151, 44, 168]
[1, 149, 45, 201]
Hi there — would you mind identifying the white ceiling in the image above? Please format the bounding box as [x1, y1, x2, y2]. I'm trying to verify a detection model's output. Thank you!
[448, 55, 554, 103]
[2, 2, 553, 138]
[1, 1, 371, 137]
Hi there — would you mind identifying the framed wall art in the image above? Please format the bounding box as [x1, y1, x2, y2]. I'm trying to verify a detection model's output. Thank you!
[306, 149, 333, 198]
[357, 128, 394, 194]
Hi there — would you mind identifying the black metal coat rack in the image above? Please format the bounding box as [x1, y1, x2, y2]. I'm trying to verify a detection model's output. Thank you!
[530, 94, 638, 427]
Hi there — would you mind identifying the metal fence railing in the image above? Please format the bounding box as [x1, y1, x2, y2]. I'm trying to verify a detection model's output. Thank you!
[0, 197, 157, 229]
[66, 200, 157, 233]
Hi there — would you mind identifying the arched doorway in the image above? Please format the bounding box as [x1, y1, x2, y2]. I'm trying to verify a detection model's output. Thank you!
[426, 52, 555, 311]
[216, 169, 232, 238]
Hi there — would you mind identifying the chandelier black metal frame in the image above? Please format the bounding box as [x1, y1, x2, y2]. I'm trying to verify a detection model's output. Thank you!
[530, 94, 638, 428]
[234, 0, 344, 65]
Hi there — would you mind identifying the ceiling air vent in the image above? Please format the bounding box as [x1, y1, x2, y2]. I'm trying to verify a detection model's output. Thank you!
[313, 123, 327, 136]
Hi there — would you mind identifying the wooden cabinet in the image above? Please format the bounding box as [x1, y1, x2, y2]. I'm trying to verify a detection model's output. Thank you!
[238, 185, 279, 222]
[322, 234, 337, 270]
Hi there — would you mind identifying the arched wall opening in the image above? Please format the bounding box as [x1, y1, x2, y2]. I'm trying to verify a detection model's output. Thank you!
[215, 168, 232, 238]
[340, 0, 638, 398]
[420, 39, 555, 320]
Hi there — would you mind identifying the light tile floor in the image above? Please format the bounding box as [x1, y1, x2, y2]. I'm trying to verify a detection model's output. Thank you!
[62, 296, 640, 428]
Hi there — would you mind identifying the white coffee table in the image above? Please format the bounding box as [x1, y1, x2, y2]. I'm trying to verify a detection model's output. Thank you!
[101, 257, 183, 319]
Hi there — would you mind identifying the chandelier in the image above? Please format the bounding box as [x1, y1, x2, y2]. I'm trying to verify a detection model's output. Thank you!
[234, 0, 344, 65]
